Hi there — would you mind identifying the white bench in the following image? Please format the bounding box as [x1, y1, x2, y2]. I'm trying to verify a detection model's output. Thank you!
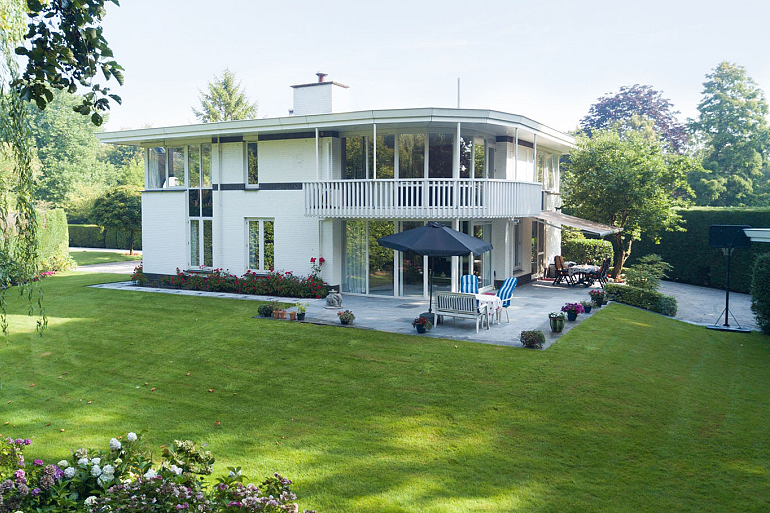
[435, 292, 489, 333]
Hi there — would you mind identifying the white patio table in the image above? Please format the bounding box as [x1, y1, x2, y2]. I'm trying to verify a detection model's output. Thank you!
[568, 264, 600, 286]
[476, 293, 503, 325]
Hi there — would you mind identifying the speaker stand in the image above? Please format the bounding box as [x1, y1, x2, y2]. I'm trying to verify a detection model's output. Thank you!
[707, 248, 751, 333]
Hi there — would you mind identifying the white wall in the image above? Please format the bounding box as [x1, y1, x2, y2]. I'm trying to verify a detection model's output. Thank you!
[219, 142, 244, 183]
[292, 84, 333, 116]
[141, 191, 188, 275]
[258, 139, 316, 182]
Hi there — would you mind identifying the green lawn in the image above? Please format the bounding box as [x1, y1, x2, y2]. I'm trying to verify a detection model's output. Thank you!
[70, 250, 143, 266]
[2, 272, 769, 511]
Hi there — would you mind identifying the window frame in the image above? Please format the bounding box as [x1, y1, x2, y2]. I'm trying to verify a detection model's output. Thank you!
[246, 218, 275, 273]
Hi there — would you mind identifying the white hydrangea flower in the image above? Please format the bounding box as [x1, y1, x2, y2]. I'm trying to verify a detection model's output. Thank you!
[143, 468, 157, 479]
[91, 465, 102, 477]
[84, 496, 97, 506]
[169, 465, 182, 475]
[57, 460, 69, 469]
[102, 464, 115, 477]
[126, 432, 137, 442]
[90, 457, 101, 466]
[64, 467, 76, 479]
[77, 457, 89, 468]
[109, 438, 121, 451]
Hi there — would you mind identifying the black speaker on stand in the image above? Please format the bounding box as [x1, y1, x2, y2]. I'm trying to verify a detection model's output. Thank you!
[706, 225, 751, 333]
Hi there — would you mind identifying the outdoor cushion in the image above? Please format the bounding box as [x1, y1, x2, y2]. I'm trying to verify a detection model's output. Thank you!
[460, 274, 479, 294]
[496, 277, 518, 307]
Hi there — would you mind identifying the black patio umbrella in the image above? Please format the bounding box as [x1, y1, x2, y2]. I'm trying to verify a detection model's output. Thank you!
[377, 222, 493, 315]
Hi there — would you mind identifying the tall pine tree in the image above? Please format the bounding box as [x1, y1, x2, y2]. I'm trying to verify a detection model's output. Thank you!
[192, 69, 258, 123]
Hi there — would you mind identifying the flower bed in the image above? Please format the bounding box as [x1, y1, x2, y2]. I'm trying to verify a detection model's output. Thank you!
[133, 266, 330, 299]
[0, 434, 314, 512]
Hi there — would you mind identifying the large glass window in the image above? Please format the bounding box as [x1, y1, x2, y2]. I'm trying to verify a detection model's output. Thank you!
[428, 133, 453, 178]
[398, 134, 424, 179]
[168, 147, 185, 187]
[203, 220, 213, 267]
[190, 220, 200, 267]
[342, 136, 367, 179]
[399, 221, 424, 296]
[247, 142, 258, 185]
[189, 189, 201, 217]
[343, 220, 367, 293]
[368, 221, 394, 296]
[188, 145, 201, 188]
[248, 219, 274, 272]
[147, 147, 166, 188]
[202, 144, 212, 187]
[459, 136, 473, 178]
[474, 139, 486, 178]
[473, 223, 492, 289]
[370, 135, 395, 179]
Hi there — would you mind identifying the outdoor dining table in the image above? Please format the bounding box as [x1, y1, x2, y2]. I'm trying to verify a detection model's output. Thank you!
[476, 293, 503, 325]
[568, 264, 600, 286]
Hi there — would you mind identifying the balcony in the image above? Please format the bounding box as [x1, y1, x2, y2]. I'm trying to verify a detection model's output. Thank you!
[303, 179, 542, 219]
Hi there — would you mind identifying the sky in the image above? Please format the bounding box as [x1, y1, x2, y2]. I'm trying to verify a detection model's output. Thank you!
[99, 0, 770, 134]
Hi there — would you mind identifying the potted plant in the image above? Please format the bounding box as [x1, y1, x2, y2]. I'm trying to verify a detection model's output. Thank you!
[295, 302, 308, 321]
[278, 309, 287, 320]
[589, 289, 606, 307]
[411, 316, 433, 334]
[258, 303, 275, 318]
[548, 312, 565, 333]
[289, 311, 297, 321]
[580, 300, 592, 314]
[561, 302, 585, 321]
[520, 329, 546, 349]
[337, 310, 355, 325]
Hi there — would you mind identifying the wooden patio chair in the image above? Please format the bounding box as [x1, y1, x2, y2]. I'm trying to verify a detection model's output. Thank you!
[553, 256, 573, 286]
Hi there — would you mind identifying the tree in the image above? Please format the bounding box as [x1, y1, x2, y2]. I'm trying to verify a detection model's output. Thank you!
[0, 0, 122, 333]
[193, 69, 258, 123]
[562, 129, 692, 278]
[580, 84, 689, 153]
[91, 186, 141, 254]
[689, 62, 769, 207]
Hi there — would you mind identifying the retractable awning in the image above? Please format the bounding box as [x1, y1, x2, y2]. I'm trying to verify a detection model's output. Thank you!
[743, 228, 770, 243]
[534, 211, 621, 237]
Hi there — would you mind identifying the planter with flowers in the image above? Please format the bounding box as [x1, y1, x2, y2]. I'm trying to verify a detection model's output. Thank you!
[548, 312, 565, 333]
[411, 316, 433, 334]
[580, 300, 593, 314]
[337, 310, 355, 325]
[589, 289, 606, 307]
[295, 302, 308, 321]
[561, 302, 585, 321]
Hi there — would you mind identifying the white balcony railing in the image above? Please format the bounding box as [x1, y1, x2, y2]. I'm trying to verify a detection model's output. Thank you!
[304, 179, 542, 219]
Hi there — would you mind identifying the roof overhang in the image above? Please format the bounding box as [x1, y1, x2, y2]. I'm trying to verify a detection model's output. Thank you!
[96, 108, 575, 152]
[744, 228, 770, 243]
[535, 210, 621, 237]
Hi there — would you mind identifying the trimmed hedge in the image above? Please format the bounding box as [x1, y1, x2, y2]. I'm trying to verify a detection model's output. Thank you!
[605, 283, 677, 316]
[69, 223, 142, 250]
[37, 209, 71, 270]
[629, 207, 770, 294]
[562, 238, 614, 265]
[750, 253, 770, 334]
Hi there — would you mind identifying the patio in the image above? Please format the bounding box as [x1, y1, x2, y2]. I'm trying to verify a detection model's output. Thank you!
[300, 280, 603, 349]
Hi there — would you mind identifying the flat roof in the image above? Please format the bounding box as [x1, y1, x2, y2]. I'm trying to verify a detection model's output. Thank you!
[97, 107, 575, 151]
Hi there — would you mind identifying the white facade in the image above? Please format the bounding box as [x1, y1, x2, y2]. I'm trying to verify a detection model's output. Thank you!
[101, 105, 574, 295]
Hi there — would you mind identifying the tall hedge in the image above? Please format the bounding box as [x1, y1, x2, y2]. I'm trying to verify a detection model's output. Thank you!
[3, 209, 73, 278]
[562, 238, 613, 265]
[69, 224, 142, 250]
[750, 253, 770, 334]
[628, 207, 770, 294]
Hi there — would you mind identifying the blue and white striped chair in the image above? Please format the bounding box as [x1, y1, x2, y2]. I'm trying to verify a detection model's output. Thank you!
[460, 274, 479, 294]
[495, 277, 518, 323]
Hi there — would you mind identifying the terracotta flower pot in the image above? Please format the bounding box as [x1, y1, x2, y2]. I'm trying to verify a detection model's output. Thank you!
[289, 312, 297, 321]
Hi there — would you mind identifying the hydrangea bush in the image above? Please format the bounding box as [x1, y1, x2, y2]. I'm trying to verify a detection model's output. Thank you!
[0, 434, 313, 512]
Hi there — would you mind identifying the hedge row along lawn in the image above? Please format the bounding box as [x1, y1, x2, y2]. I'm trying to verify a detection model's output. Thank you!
[2, 272, 769, 511]
[70, 250, 143, 266]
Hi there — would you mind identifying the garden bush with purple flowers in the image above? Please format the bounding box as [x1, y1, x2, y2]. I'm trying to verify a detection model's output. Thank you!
[0, 435, 313, 512]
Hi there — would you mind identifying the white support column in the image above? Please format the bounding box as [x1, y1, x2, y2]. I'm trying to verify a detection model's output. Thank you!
[514, 128, 519, 180]
[533, 133, 538, 182]
[315, 128, 319, 181]
[373, 123, 377, 180]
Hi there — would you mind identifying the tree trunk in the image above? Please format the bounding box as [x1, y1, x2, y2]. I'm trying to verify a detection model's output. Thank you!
[611, 235, 633, 278]
[128, 230, 134, 255]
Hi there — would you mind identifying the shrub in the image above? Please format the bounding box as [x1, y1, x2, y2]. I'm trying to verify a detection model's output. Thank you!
[0, 433, 313, 512]
[257, 303, 276, 317]
[520, 330, 546, 349]
[562, 238, 613, 265]
[624, 254, 672, 291]
[750, 253, 770, 334]
[141, 269, 330, 299]
[338, 310, 355, 323]
[605, 283, 678, 316]
[628, 207, 770, 293]
[69, 223, 143, 250]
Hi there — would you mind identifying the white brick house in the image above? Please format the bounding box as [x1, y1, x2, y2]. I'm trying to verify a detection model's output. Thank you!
[98, 75, 598, 297]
